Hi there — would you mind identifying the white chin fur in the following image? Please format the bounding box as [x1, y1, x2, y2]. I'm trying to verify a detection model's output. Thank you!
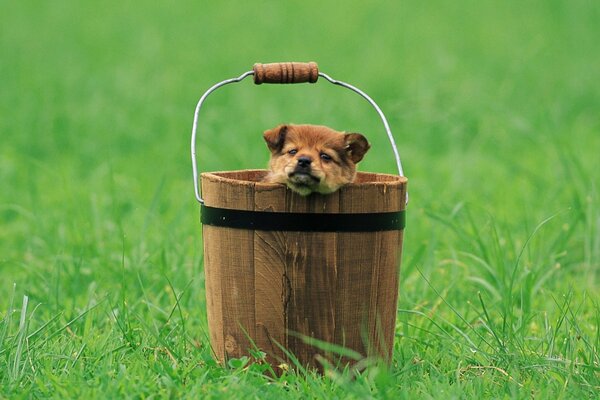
[287, 183, 314, 196]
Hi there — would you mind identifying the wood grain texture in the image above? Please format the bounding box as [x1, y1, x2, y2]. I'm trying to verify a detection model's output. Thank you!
[254, 183, 288, 367]
[202, 174, 256, 361]
[200, 170, 407, 372]
[285, 191, 340, 370]
[253, 62, 319, 84]
[202, 225, 224, 363]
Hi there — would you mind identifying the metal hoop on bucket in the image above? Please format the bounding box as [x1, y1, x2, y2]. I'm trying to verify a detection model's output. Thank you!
[191, 62, 405, 205]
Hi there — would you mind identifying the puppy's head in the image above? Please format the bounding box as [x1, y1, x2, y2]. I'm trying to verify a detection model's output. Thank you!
[263, 124, 370, 196]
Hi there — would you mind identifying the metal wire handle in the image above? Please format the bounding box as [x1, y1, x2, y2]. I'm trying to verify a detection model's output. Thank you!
[191, 68, 405, 204]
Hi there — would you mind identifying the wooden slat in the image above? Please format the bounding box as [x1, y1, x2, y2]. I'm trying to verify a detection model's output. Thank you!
[334, 181, 406, 365]
[202, 225, 224, 363]
[285, 191, 339, 370]
[372, 182, 407, 361]
[202, 174, 256, 361]
[334, 230, 377, 365]
[335, 184, 375, 364]
[253, 183, 288, 368]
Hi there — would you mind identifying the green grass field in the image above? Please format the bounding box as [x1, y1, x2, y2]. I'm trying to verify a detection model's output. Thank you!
[1, 0, 599, 398]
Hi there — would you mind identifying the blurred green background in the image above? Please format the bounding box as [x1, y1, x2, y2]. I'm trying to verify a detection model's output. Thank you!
[1, 0, 599, 397]
[2, 0, 598, 288]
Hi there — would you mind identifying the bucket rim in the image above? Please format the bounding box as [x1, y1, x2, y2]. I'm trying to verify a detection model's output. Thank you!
[200, 169, 408, 188]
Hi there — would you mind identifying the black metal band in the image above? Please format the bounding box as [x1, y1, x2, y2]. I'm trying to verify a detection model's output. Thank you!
[201, 205, 405, 232]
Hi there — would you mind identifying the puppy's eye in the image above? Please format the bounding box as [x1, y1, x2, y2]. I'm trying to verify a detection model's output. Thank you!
[288, 149, 298, 155]
[320, 153, 332, 161]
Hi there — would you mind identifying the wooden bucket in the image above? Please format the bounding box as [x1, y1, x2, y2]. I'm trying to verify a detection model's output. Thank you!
[191, 62, 408, 371]
[200, 170, 407, 371]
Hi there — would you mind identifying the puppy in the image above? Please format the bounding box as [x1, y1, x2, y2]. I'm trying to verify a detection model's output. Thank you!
[262, 124, 370, 196]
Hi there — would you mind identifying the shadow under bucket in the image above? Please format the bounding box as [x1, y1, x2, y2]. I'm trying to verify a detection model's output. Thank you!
[200, 170, 407, 371]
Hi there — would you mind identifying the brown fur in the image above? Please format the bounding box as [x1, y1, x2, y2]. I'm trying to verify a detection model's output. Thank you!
[262, 124, 370, 196]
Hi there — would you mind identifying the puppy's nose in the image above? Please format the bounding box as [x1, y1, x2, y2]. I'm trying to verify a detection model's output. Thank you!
[297, 156, 312, 168]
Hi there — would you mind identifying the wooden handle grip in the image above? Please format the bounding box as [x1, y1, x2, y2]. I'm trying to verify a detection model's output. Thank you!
[253, 62, 319, 84]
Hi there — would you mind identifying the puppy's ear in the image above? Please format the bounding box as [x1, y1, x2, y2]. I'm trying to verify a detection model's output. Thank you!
[263, 125, 288, 154]
[344, 133, 370, 163]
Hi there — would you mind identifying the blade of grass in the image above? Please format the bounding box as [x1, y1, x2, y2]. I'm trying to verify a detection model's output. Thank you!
[11, 295, 28, 381]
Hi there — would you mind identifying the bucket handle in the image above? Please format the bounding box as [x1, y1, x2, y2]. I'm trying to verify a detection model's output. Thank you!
[191, 62, 405, 204]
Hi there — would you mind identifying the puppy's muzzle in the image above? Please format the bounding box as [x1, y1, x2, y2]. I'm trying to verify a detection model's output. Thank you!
[289, 155, 319, 185]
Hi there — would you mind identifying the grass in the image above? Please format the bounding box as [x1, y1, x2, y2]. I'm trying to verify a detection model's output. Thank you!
[1, 0, 599, 398]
